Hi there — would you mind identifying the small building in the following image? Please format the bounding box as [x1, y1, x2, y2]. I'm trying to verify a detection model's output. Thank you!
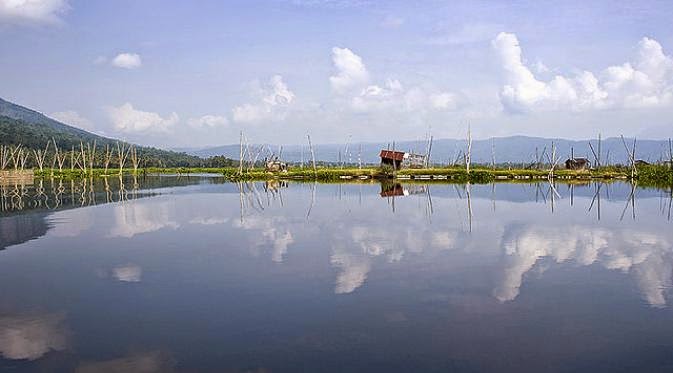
[379, 150, 405, 169]
[403, 153, 427, 169]
[264, 157, 287, 172]
[565, 158, 590, 170]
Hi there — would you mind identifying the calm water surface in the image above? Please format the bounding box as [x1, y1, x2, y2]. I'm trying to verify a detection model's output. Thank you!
[1, 176, 673, 372]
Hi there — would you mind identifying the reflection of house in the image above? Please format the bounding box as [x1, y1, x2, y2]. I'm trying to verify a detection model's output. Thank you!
[379, 183, 428, 197]
[565, 158, 590, 170]
[380, 183, 405, 197]
[379, 150, 405, 169]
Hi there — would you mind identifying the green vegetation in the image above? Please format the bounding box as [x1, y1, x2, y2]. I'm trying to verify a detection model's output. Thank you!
[0, 115, 231, 168]
[29, 164, 673, 186]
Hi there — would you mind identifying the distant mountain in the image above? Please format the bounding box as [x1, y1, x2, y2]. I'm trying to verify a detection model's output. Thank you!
[0, 97, 206, 167]
[187, 136, 673, 166]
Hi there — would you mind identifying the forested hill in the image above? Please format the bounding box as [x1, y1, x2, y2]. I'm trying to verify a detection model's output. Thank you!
[0, 98, 217, 167]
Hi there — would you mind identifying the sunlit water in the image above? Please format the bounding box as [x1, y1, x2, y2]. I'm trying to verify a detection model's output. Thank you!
[1, 176, 672, 372]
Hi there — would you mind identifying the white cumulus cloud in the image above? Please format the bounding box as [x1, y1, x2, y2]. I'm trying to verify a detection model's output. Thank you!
[107, 103, 178, 133]
[187, 115, 229, 128]
[111, 53, 142, 69]
[329, 47, 370, 93]
[332, 48, 460, 113]
[232, 75, 295, 123]
[49, 110, 93, 130]
[0, 0, 68, 24]
[493, 32, 673, 113]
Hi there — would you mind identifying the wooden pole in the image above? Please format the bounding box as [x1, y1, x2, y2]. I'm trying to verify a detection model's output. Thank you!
[597, 133, 602, 168]
[239, 130, 243, 175]
[491, 138, 496, 170]
[392, 141, 397, 173]
[426, 135, 433, 168]
[668, 137, 673, 170]
[307, 134, 316, 176]
[620, 135, 637, 179]
[358, 144, 362, 169]
[466, 125, 472, 174]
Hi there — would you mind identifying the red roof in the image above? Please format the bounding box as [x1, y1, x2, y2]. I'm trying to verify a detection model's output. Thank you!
[379, 150, 405, 161]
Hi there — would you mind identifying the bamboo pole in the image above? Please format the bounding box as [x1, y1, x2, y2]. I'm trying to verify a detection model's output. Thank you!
[116, 142, 130, 175]
[466, 125, 472, 174]
[597, 133, 602, 168]
[130, 145, 139, 175]
[0, 145, 9, 170]
[10, 145, 22, 171]
[426, 135, 433, 168]
[669, 138, 672, 170]
[32, 140, 50, 172]
[88, 140, 97, 174]
[52, 139, 65, 172]
[620, 135, 637, 179]
[358, 144, 362, 169]
[103, 144, 113, 174]
[239, 131, 243, 175]
[307, 134, 316, 176]
[491, 138, 496, 170]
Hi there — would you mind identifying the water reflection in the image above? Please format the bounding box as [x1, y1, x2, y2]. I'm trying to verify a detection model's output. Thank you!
[0, 313, 69, 361]
[75, 351, 174, 373]
[495, 224, 673, 307]
[1, 178, 673, 371]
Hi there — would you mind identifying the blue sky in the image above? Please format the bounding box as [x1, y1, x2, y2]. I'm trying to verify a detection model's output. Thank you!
[1, 0, 672, 148]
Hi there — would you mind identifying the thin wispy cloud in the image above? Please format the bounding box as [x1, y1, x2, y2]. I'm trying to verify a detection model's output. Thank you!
[0, 0, 69, 25]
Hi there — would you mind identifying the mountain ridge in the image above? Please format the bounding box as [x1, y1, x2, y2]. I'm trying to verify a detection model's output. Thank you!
[0, 97, 206, 167]
[183, 136, 673, 165]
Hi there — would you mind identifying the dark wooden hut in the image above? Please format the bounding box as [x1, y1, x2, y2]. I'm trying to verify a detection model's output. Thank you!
[380, 150, 405, 169]
[565, 158, 590, 170]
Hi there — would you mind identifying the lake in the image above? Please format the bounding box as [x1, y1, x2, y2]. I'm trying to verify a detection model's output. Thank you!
[1, 176, 672, 372]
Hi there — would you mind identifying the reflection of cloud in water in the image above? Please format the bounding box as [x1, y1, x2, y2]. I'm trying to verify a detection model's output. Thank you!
[76, 351, 174, 373]
[329, 219, 465, 294]
[0, 313, 69, 360]
[108, 200, 179, 238]
[233, 216, 294, 263]
[48, 207, 94, 237]
[189, 217, 229, 225]
[112, 264, 142, 282]
[331, 251, 371, 294]
[495, 224, 673, 307]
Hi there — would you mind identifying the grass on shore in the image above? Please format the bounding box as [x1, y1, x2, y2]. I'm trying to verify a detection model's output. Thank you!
[30, 164, 673, 186]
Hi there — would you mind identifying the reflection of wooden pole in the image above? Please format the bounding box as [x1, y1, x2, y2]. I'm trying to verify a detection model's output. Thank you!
[466, 183, 472, 232]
